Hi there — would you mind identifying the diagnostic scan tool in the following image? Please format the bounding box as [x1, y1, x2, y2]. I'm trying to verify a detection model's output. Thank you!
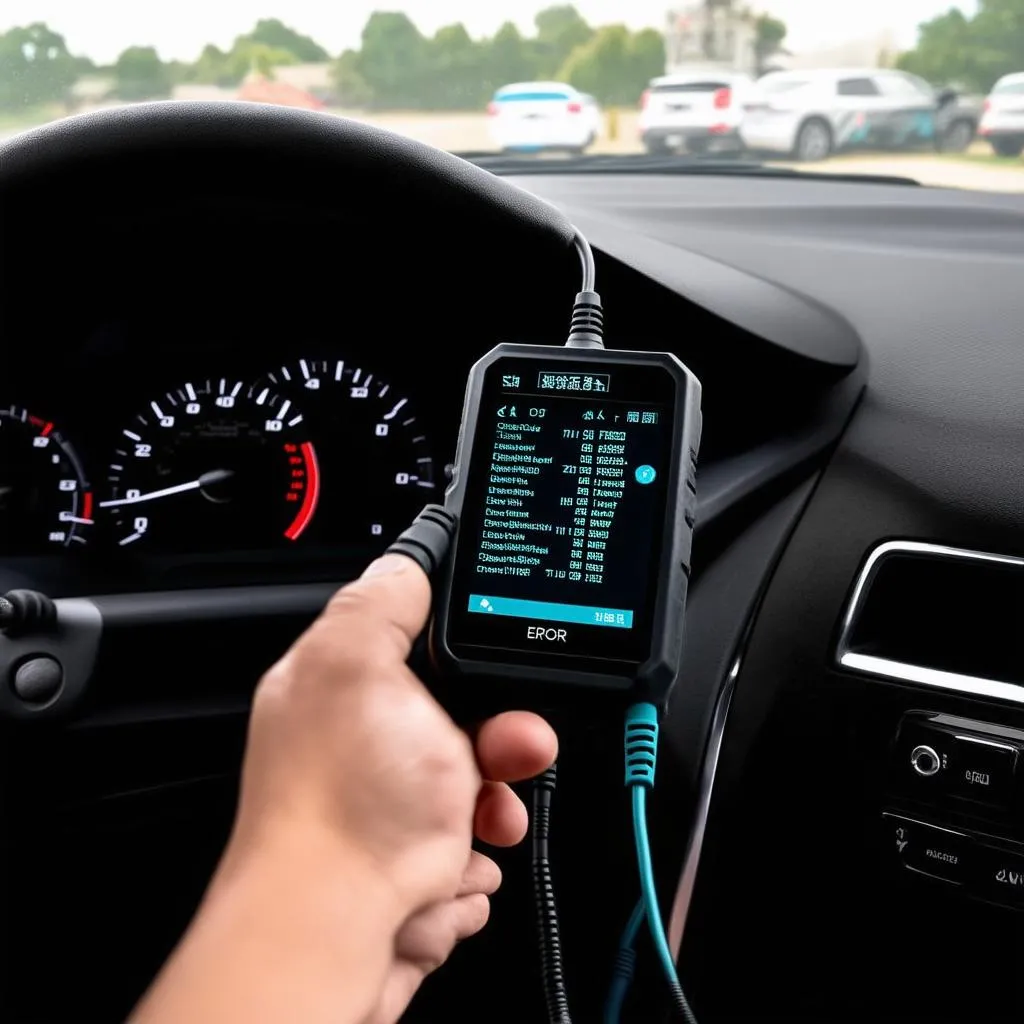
[433, 343, 701, 708]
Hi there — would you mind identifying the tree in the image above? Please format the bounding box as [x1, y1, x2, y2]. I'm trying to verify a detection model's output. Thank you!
[331, 49, 373, 107]
[427, 24, 486, 108]
[485, 22, 537, 90]
[559, 24, 664, 105]
[189, 44, 233, 86]
[356, 12, 428, 108]
[248, 18, 329, 62]
[225, 41, 297, 81]
[753, 14, 787, 74]
[533, 5, 593, 77]
[896, 9, 987, 90]
[971, 0, 1024, 85]
[0, 23, 79, 110]
[112, 46, 172, 100]
[895, 0, 1024, 92]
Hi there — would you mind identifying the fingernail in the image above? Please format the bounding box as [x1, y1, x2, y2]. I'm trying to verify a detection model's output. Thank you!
[361, 553, 413, 579]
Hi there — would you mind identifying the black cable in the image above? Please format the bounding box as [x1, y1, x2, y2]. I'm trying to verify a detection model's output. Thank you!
[532, 763, 572, 1024]
[669, 978, 699, 1024]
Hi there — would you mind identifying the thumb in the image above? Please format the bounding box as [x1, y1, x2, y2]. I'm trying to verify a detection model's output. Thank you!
[321, 554, 433, 662]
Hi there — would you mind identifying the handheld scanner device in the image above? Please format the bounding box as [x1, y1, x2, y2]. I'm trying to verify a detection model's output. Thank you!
[433, 343, 702, 710]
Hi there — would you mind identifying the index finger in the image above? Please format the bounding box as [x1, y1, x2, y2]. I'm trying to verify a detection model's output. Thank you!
[321, 553, 432, 661]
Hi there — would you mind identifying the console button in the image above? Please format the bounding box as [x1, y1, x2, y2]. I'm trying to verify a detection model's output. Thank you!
[883, 813, 970, 884]
[971, 844, 1024, 908]
[948, 735, 1018, 811]
[910, 744, 942, 777]
[893, 722, 955, 792]
[892, 716, 1020, 815]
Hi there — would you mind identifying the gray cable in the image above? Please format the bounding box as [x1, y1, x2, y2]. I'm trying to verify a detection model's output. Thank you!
[572, 226, 596, 293]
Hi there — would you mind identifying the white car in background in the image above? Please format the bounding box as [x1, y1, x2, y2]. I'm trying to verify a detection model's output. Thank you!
[740, 68, 961, 161]
[487, 82, 600, 154]
[979, 72, 1024, 156]
[638, 72, 751, 155]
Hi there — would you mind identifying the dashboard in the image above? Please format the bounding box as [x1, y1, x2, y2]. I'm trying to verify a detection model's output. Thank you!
[7, 102, 1024, 1024]
[3, 345, 441, 590]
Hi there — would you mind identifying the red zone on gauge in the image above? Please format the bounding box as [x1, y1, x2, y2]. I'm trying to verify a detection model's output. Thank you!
[27, 415, 94, 527]
[283, 440, 320, 540]
[102, 379, 324, 551]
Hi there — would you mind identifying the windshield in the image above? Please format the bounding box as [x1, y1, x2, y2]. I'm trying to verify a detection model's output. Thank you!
[0, 1, 1022, 193]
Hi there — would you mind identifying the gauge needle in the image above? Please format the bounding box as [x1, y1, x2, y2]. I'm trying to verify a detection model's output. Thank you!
[99, 469, 234, 508]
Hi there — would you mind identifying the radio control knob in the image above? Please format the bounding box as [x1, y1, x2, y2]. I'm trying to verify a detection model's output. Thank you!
[910, 744, 942, 777]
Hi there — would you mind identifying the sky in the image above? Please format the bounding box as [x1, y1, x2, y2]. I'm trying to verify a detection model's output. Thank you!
[0, 1, 977, 64]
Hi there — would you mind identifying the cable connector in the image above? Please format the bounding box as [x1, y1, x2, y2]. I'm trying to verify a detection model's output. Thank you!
[0, 589, 57, 638]
[385, 504, 457, 578]
[566, 290, 605, 349]
[624, 702, 658, 788]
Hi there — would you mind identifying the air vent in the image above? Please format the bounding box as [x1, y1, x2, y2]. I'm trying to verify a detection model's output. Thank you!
[836, 541, 1024, 703]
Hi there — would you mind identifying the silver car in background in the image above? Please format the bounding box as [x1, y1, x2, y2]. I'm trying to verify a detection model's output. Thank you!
[740, 68, 976, 161]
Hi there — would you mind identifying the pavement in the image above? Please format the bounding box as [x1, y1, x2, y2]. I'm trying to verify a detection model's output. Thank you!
[3, 106, 1024, 193]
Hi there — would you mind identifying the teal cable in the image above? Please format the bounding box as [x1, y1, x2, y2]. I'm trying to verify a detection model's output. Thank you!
[624, 704, 699, 1024]
[603, 898, 645, 1024]
[632, 787, 682, 997]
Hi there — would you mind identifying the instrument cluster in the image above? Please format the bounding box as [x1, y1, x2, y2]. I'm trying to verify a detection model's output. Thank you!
[0, 355, 439, 575]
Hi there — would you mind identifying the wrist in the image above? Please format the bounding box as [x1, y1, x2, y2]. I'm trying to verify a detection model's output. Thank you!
[215, 817, 410, 930]
[134, 822, 407, 1024]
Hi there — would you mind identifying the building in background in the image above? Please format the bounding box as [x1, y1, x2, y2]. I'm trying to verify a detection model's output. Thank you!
[237, 71, 324, 110]
[664, 2, 758, 74]
[272, 64, 333, 104]
[664, 2, 899, 77]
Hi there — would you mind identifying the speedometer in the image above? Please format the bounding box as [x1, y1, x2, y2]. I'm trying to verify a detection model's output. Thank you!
[259, 358, 436, 544]
[101, 379, 320, 552]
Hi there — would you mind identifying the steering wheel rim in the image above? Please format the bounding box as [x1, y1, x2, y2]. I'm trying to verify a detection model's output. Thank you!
[0, 100, 576, 254]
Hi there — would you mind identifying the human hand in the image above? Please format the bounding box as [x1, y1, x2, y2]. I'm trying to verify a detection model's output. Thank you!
[134, 553, 556, 1024]
[229, 554, 556, 1017]
[367, 711, 557, 1024]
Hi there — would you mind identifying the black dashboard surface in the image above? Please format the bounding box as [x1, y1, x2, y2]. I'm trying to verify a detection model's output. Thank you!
[500, 175, 1024, 1021]
[5, 133, 1024, 1023]
[515, 173, 1024, 532]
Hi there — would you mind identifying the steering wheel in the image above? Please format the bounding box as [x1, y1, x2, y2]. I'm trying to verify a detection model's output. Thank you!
[0, 101, 585, 723]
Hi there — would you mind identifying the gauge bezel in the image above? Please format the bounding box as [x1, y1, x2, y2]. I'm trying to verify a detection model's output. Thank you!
[101, 379, 320, 552]
[0, 404, 93, 551]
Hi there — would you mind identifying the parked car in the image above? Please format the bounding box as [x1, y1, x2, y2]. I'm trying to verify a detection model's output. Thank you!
[978, 72, 1024, 157]
[741, 68, 978, 161]
[638, 72, 752, 155]
[487, 81, 600, 154]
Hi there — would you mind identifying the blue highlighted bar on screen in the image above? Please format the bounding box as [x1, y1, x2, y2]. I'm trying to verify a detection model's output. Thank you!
[468, 594, 634, 629]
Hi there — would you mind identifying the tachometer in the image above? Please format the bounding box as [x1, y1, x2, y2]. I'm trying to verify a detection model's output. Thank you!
[101, 379, 320, 552]
[0, 405, 93, 552]
[259, 358, 436, 544]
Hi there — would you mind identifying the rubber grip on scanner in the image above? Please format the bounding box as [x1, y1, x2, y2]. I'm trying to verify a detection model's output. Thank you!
[386, 505, 457, 578]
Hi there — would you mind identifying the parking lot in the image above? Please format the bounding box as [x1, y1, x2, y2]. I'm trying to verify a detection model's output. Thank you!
[356, 108, 1024, 192]
[5, 107, 1024, 192]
